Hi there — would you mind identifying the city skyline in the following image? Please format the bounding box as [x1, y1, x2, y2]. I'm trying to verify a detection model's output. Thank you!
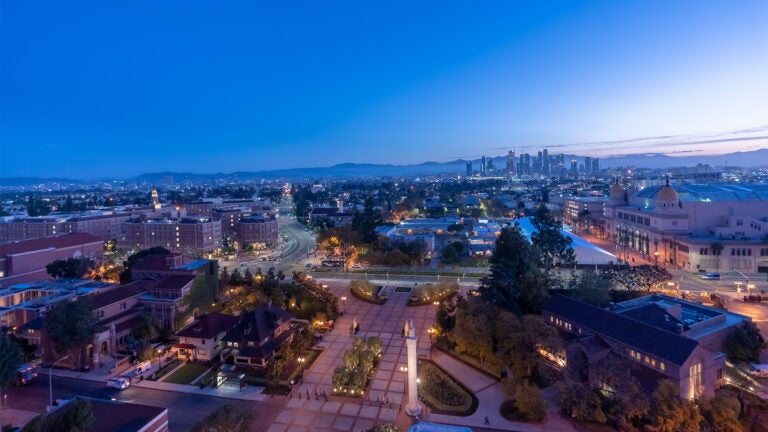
[2, 1, 767, 179]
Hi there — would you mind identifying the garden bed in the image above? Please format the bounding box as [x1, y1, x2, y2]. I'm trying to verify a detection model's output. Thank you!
[163, 363, 211, 385]
[418, 360, 478, 416]
[407, 282, 458, 306]
[350, 285, 386, 305]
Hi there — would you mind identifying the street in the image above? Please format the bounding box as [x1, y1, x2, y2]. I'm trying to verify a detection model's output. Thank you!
[6, 375, 256, 431]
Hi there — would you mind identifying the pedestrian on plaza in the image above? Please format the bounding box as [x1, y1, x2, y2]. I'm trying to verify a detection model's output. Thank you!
[484, 416, 490, 425]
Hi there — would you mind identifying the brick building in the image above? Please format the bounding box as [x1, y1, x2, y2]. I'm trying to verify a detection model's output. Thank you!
[0, 233, 104, 287]
[235, 215, 279, 247]
[122, 217, 222, 256]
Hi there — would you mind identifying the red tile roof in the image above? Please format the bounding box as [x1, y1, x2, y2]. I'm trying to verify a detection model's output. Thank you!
[0, 233, 103, 256]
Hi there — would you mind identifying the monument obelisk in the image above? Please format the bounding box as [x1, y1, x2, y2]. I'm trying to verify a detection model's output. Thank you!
[405, 319, 422, 416]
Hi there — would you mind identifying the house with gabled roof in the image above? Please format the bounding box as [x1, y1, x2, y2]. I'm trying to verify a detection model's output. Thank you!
[175, 312, 239, 361]
[541, 294, 748, 399]
[221, 302, 294, 368]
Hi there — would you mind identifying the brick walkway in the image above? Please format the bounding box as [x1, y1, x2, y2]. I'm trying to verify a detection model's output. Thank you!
[264, 277, 578, 432]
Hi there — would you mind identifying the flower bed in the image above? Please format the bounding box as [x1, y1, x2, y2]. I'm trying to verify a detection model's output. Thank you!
[418, 360, 478, 416]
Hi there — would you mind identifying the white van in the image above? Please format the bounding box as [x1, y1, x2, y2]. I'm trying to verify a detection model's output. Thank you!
[107, 377, 130, 389]
[135, 360, 152, 374]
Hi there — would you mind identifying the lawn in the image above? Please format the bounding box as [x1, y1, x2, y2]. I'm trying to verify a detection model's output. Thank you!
[163, 363, 212, 385]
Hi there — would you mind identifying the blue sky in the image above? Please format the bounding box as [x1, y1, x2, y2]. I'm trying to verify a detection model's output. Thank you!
[2, 1, 767, 179]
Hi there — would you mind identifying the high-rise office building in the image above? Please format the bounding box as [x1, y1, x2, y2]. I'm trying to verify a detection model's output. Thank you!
[506, 150, 516, 176]
[480, 156, 487, 176]
[584, 157, 592, 174]
[466, 161, 473, 177]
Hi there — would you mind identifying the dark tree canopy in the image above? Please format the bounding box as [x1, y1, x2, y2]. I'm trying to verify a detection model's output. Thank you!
[726, 321, 766, 363]
[352, 196, 382, 244]
[0, 334, 23, 388]
[45, 257, 94, 279]
[43, 296, 97, 370]
[482, 223, 547, 315]
[530, 206, 575, 271]
[191, 404, 256, 432]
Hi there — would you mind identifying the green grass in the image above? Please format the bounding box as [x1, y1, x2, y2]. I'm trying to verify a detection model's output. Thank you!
[163, 363, 211, 385]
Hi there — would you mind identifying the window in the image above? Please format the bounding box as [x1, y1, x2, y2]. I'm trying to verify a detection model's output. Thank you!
[660, 362, 666, 371]
[201, 339, 205, 345]
[689, 362, 702, 399]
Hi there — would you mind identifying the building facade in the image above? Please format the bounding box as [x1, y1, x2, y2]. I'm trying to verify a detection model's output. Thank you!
[603, 181, 768, 274]
[122, 217, 222, 256]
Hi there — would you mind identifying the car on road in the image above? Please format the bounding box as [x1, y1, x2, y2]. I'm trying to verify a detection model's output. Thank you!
[700, 273, 721, 280]
[306, 263, 313, 267]
[107, 377, 130, 390]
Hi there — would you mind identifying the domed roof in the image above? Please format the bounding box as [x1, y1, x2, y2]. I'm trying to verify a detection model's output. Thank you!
[657, 177, 679, 202]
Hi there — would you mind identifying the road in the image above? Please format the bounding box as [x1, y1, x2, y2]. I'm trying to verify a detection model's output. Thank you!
[5, 375, 255, 431]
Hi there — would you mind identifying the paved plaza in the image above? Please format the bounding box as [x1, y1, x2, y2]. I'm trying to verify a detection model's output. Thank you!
[263, 277, 578, 432]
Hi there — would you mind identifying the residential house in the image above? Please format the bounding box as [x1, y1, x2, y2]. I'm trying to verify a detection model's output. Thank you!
[175, 312, 240, 361]
[221, 303, 294, 368]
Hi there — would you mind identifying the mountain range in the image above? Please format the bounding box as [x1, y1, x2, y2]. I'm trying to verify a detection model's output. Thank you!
[2, 149, 767, 186]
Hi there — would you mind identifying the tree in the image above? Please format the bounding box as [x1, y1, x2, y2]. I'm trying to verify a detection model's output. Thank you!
[45, 257, 94, 279]
[726, 321, 766, 363]
[24, 399, 95, 432]
[0, 335, 22, 388]
[572, 270, 611, 307]
[352, 196, 382, 244]
[557, 381, 607, 423]
[482, 223, 547, 315]
[61, 399, 95, 432]
[0, 334, 22, 421]
[645, 380, 702, 432]
[43, 296, 96, 370]
[442, 241, 465, 264]
[710, 242, 724, 270]
[699, 394, 743, 432]
[531, 206, 575, 272]
[513, 381, 547, 422]
[190, 404, 255, 432]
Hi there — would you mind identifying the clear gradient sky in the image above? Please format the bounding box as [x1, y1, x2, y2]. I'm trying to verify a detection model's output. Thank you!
[2, 1, 767, 179]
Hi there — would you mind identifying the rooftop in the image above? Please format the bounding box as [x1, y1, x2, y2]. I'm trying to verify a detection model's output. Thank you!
[542, 295, 699, 365]
[635, 183, 768, 202]
[0, 233, 103, 256]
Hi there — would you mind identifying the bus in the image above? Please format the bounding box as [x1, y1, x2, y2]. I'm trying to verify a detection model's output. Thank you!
[17, 362, 39, 385]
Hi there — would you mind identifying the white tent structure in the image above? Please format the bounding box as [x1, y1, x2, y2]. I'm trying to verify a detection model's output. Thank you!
[516, 217, 616, 266]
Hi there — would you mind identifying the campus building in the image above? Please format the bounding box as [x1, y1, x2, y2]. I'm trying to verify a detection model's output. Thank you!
[122, 216, 222, 256]
[543, 294, 750, 399]
[235, 214, 279, 248]
[603, 180, 768, 274]
[0, 233, 104, 287]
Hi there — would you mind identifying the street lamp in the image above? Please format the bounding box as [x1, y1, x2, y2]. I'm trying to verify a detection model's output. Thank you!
[297, 356, 306, 378]
[654, 251, 659, 266]
[49, 355, 70, 410]
[340, 296, 347, 315]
